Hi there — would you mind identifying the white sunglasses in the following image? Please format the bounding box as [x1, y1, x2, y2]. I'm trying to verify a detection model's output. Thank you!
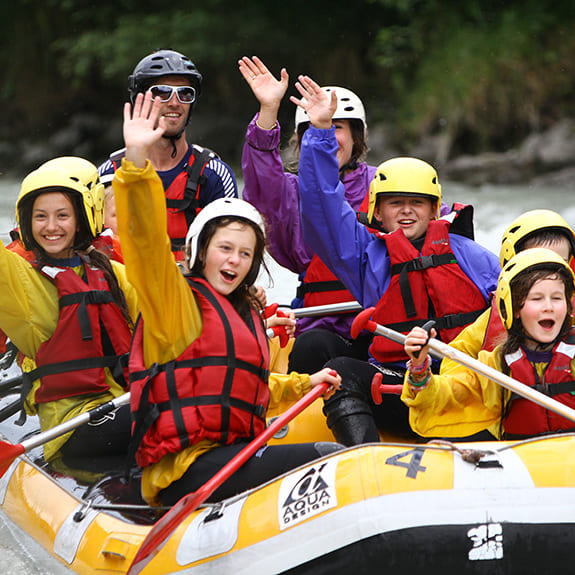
[148, 85, 197, 104]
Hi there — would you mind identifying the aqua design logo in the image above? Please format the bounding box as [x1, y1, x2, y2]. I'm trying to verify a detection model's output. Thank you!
[278, 458, 338, 530]
[467, 523, 503, 560]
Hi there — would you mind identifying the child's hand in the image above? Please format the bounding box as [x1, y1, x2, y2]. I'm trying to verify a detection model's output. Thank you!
[309, 368, 341, 399]
[404, 326, 436, 367]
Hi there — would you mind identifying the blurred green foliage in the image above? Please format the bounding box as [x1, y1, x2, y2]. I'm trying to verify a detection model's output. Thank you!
[1, 0, 575, 164]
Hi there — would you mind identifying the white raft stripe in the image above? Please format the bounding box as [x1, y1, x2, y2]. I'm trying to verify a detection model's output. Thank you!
[452, 446, 535, 489]
[177, 485, 575, 575]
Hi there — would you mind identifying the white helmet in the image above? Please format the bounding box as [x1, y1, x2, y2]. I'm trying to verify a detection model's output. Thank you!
[185, 198, 265, 267]
[294, 86, 366, 130]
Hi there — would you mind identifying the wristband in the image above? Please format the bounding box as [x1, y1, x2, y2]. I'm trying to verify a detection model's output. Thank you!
[407, 355, 430, 374]
[407, 370, 431, 389]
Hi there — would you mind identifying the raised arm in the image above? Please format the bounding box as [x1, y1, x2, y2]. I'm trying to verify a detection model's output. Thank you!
[116, 92, 202, 365]
[240, 57, 314, 273]
[238, 56, 289, 130]
[295, 76, 374, 303]
[123, 92, 166, 168]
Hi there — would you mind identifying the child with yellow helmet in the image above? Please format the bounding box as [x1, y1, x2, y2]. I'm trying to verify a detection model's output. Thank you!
[441, 209, 575, 369]
[294, 74, 500, 445]
[404, 248, 575, 439]
[0, 159, 138, 461]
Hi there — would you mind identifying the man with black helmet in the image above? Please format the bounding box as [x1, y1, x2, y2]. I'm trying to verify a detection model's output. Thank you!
[99, 49, 238, 261]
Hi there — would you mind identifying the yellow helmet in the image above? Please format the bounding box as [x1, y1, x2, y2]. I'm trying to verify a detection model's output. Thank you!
[496, 247, 575, 330]
[499, 209, 575, 267]
[16, 165, 93, 251]
[367, 157, 442, 224]
[40, 156, 105, 235]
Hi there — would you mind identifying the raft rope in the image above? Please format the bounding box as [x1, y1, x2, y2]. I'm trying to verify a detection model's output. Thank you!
[427, 439, 501, 467]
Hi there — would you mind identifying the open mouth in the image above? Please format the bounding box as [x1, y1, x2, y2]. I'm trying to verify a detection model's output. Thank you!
[221, 270, 237, 283]
[539, 319, 555, 330]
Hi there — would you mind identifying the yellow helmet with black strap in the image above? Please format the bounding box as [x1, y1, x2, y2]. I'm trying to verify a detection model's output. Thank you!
[499, 209, 575, 267]
[16, 165, 93, 252]
[366, 157, 442, 224]
[40, 156, 105, 236]
[496, 247, 575, 330]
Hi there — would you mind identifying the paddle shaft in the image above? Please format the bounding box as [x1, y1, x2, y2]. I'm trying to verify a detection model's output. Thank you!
[370, 322, 575, 424]
[0, 392, 131, 480]
[290, 301, 362, 318]
[127, 381, 330, 575]
[0, 374, 22, 397]
[19, 392, 130, 453]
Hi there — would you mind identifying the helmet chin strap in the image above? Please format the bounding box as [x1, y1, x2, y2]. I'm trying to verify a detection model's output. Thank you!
[163, 131, 184, 159]
[510, 323, 563, 352]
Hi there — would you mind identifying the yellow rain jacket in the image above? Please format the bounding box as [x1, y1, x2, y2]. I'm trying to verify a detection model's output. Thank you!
[401, 347, 570, 439]
[114, 160, 313, 505]
[0, 241, 138, 460]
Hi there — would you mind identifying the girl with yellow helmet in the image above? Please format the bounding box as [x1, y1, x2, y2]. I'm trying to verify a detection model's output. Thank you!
[0, 159, 138, 461]
[403, 248, 575, 439]
[441, 209, 575, 370]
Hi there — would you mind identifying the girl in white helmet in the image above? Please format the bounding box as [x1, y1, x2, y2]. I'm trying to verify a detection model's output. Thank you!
[115, 90, 342, 506]
[239, 56, 375, 376]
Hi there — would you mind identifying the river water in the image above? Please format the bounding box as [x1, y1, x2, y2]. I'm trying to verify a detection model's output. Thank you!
[0, 173, 574, 572]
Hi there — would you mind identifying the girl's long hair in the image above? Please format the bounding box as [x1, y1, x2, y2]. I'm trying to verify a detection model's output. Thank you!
[187, 215, 269, 321]
[498, 265, 574, 435]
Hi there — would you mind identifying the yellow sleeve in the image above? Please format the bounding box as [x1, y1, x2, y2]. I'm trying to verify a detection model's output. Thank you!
[113, 159, 203, 366]
[267, 371, 313, 412]
[0, 239, 59, 357]
[440, 308, 491, 375]
[401, 348, 503, 437]
[110, 260, 139, 324]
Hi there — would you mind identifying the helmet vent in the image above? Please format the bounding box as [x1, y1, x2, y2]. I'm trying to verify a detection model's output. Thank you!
[378, 173, 387, 181]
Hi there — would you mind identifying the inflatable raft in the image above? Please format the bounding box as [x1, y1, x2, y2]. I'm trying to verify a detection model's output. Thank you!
[1, 378, 575, 574]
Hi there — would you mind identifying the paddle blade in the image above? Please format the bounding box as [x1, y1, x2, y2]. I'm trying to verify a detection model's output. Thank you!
[127, 382, 329, 575]
[351, 306, 376, 339]
[128, 490, 206, 575]
[0, 440, 25, 478]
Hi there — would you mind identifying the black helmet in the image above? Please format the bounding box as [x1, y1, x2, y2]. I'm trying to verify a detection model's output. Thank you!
[128, 49, 202, 105]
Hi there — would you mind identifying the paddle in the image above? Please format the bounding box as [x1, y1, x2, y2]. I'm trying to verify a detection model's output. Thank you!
[126, 380, 332, 575]
[351, 307, 575, 424]
[291, 300, 362, 318]
[0, 392, 130, 479]
[0, 374, 22, 398]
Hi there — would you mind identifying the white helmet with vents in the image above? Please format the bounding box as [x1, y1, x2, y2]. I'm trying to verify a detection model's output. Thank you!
[294, 86, 366, 130]
[185, 198, 265, 267]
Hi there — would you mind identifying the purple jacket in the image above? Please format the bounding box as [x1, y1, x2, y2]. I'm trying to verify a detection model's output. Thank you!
[242, 114, 376, 337]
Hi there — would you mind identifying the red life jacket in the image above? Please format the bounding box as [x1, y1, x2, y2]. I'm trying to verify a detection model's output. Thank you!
[504, 335, 575, 436]
[25, 260, 132, 404]
[371, 210, 488, 363]
[129, 277, 270, 468]
[297, 184, 381, 309]
[110, 145, 216, 262]
[296, 256, 357, 308]
[481, 295, 507, 352]
[92, 228, 115, 260]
